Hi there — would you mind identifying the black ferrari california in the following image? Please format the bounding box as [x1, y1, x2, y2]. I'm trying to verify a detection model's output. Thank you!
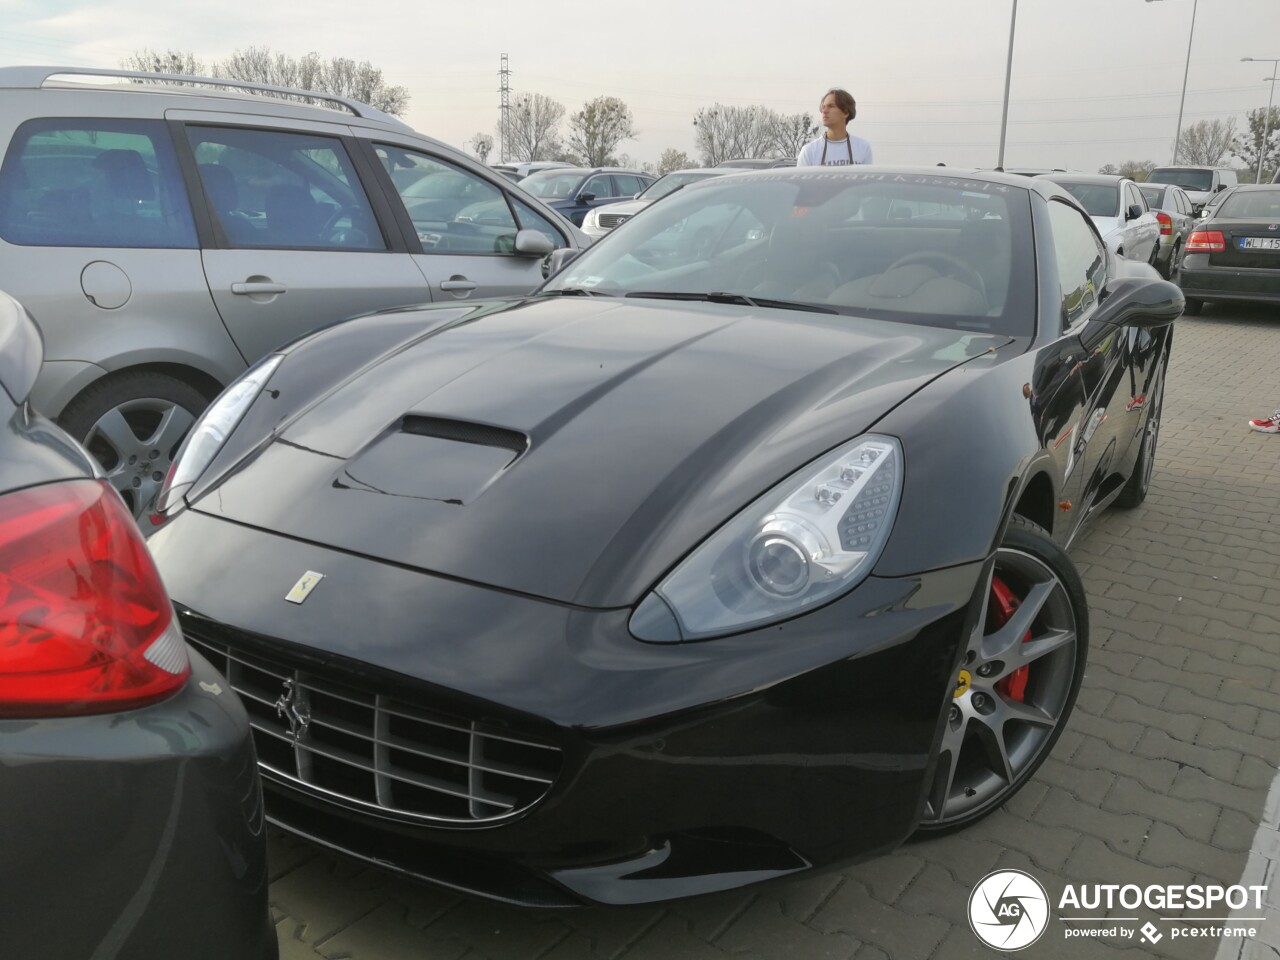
[148, 168, 1180, 907]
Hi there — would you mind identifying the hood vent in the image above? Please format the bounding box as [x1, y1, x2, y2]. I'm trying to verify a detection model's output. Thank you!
[402, 415, 528, 454]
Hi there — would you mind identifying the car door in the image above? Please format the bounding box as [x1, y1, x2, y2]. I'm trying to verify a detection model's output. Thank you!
[1039, 199, 1133, 540]
[1124, 183, 1159, 263]
[364, 141, 570, 299]
[180, 120, 429, 364]
[0, 116, 247, 418]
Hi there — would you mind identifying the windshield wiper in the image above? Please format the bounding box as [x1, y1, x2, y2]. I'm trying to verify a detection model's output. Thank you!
[625, 291, 837, 314]
[538, 287, 610, 297]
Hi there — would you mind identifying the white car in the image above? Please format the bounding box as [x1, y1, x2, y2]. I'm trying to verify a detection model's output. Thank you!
[1037, 174, 1161, 267]
[580, 168, 737, 239]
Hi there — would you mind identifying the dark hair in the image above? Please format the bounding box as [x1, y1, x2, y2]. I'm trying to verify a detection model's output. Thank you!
[822, 88, 857, 122]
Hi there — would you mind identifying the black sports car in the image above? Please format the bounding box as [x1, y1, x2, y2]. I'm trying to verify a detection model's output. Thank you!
[148, 168, 1180, 907]
[0, 291, 275, 958]
[1178, 184, 1280, 314]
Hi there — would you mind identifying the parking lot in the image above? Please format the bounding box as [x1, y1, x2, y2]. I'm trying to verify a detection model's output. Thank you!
[264, 300, 1279, 960]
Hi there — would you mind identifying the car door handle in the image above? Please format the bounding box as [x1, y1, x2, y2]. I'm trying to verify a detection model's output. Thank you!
[439, 279, 477, 292]
[231, 281, 288, 295]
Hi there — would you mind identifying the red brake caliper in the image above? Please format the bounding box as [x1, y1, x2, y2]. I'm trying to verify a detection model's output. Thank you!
[989, 576, 1032, 702]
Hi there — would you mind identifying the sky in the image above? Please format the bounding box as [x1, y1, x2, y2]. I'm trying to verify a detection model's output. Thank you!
[3, 0, 1279, 172]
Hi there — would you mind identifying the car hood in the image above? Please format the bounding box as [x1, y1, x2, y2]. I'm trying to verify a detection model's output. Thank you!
[599, 198, 651, 217]
[196, 297, 1009, 607]
[1091, 215, 1123, 239]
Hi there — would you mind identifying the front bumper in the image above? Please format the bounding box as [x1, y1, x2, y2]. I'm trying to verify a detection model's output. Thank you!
[0, 650, 276, 960]
[150, 508, 982, 906]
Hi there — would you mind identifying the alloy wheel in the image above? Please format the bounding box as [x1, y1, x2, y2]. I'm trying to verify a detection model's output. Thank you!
[920, 542, 1082, 828]
[83, 398, 195, 518]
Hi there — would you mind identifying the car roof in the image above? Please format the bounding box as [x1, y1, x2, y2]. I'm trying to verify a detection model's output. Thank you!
[0, 65, 414, 132]
[1035, 173, 1125, 186]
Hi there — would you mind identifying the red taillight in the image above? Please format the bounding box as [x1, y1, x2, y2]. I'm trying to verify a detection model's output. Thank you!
[1156, 212, 1173, 236]
[1186, 230, 1225, 252]
[0, 480, 189, 718]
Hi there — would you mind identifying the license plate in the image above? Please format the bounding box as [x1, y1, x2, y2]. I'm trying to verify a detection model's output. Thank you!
[1239, 237, 1280, 251]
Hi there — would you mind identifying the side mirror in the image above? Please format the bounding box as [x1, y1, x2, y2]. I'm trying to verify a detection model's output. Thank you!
[1091, 276, 1183, 330]
[1125, 203, 1143, 222]
[1216, 183, 1228, 192]
[575, 192, 596, 203]
[541, 247, 582, 279]
[513, 228, 554, 258]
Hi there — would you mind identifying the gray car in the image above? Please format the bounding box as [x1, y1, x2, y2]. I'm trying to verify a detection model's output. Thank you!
[0, 289, 275, 959]
[0, 66, 583, 518]
[1138, 182, 1196, 281]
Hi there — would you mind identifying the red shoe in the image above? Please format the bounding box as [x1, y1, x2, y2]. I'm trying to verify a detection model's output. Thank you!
[1248, 411, 1280, 434]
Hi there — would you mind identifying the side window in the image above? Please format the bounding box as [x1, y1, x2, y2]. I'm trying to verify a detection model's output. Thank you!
[187, 127, 384, 251]
[510, 196, 568, 250]
[0, 118, 195, 248]
[374, 145, 518, 255]
[584, 175, 614, 199]
[1047, 200, 1106, 327]
[614, 175, 645, 197]
[1126, 184, 1146, 212]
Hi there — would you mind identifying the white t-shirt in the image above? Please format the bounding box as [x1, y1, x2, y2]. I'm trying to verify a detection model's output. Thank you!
[797, 134, 873, 167]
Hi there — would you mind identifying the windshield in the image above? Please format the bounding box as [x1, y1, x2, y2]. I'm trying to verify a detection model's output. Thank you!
[1148, 169, 1213, 191]
[544, 172, 1034, 335]
[642, 171, 722, 201]
[1057, 182, 1120, 218]
[520, 172, 583, 199]
[1218, 188, 1280, 219]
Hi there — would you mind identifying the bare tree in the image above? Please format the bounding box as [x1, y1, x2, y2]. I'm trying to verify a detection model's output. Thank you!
[567, 96, 636, 167]
[658, 149, 694, 175]
[1098, 163, 1120, 175]
[470, 133, 494, 164]
[1176, 119, 1237, 166]
[770, 112, 818, 158]
[120, 49, 207, 80]
[124, 46, 409, 115]
[1117, 160, 1157, 181]
[502, 93, 566, 162]
[692, 104, 776, 165]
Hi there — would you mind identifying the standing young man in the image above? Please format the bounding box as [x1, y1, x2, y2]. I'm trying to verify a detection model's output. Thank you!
[797, 88, 872, 167]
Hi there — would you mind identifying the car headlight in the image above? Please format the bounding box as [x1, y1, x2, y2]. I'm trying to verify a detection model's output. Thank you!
[155, 353, 284, 515]
[582, 209, 600, 229]
[630, 435, 903, 642]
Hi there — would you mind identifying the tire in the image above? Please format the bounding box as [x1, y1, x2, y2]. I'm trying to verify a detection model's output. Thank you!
[58, 371, 211, 520]
[914, 515, 1088, 835]
[1114, 373, 1164, 510]
[1183, 297, 1203, 316]
[1165, 242, 1182, 284]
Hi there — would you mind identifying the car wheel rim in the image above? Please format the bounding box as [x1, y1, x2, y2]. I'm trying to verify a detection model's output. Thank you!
[83, 398, 196, 518]
[922, 547, 1080, 826]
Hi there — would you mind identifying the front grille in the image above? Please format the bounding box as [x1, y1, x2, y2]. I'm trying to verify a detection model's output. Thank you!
[598, 213, 631, 229]
[188, 629, 562, 825]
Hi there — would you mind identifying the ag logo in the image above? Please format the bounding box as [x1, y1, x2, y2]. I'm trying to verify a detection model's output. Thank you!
[968, 869, 1049, 951]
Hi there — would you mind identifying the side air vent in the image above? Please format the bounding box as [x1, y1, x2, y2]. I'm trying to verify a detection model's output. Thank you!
[402, 416, 528, 454]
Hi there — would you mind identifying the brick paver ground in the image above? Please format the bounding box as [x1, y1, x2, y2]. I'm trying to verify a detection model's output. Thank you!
[265, 302, 1280, 960]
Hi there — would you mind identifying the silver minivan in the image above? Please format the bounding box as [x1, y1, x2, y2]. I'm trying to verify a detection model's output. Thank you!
[0, 66, 583, 517]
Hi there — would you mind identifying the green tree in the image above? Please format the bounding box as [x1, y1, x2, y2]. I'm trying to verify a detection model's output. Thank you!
[567, 96, 636, 167]
[658, 149, 693, 175]
[1232, 107, 1280, 183]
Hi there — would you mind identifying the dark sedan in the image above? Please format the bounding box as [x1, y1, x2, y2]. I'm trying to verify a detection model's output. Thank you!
[0, 292, 275, 957]
[147, 168, 1179, 907]
[519, 166, 655, 226]
[1179, 185, 1280, 314]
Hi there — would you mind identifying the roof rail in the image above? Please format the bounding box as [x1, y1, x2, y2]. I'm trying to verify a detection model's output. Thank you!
[0, 65, 411, 131]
